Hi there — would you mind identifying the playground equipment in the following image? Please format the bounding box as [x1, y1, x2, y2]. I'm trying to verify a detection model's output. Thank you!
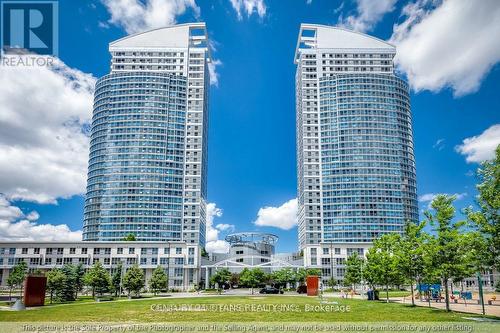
[417, 284, 442, 302]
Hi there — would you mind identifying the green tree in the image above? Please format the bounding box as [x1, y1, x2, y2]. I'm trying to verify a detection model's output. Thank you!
[239, 268, 265, 294]
[7, 261, 28, 301]
[83, 262, 111, 298]
[123, 264, 145, 297]
[344, 253, 364, 294]
[466, 145, 500, 270]
[210, 268, 231, 293]
[295, 268, 321, 285]
[73, 263, 85, 299]
[123, 233, 136, 241]
[365, 234, 400, 302]
[46, 269, 66, 304]
[61, 264, 76, 301]
[395, 220, 428, 306]
[149, 266, 168, 295]
[425, 194, 467, 312]
[272, 268, 295, 289]
[111, 263, 123, 297]
[230, 273, 240, 288]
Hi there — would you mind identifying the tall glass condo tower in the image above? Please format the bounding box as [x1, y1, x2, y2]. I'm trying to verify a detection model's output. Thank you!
[295, 24, 418, 250]
[83, 23, 211, 245]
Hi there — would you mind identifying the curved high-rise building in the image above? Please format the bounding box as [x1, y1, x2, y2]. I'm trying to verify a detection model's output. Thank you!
[83, 23, 210, 244]
[294, 25, 418, 270]
[83, 72, 187, 241]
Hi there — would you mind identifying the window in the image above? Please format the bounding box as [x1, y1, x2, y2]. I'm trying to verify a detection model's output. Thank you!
[334, 248, 341, 255]
[175, 247, 182, 255]
[141, 248, 147, 255]
[236, 258, 243, 263]
[151, 258, 157, 265]
[22, 248, 28, 254]
[34, 248, 40, 254]
[236, 250, 243, 255]
[160, 258, 168, 265]
[117, 248, 123, 254]
[104, 258, 110, 265]
[56, 258, 63, 265]
[45, 258, 52, 265]
[57, 248, 63, 255]
[9, 248, 16, 255]
[129, 248, 135, 254]
[81, 248, 88, 254]
[310, 248, 317, 255]
[174, 258, 184, 265]
[322, 248, 329, 255]
[164, 248, 170, 255]
[70, 248, 76, 254]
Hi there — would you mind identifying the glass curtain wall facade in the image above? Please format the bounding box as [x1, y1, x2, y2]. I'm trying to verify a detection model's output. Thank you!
[83, 23, 210, 245]
[295, 24, 418, 250]
[319, 74, 417, 242]
[83, 72, 187, 241]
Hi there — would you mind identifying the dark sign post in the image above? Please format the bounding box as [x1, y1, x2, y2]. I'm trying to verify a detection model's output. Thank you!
[23, 276, 47, 307]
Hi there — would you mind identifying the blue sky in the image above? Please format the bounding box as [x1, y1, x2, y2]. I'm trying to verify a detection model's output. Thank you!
[1, 0, 499, 253]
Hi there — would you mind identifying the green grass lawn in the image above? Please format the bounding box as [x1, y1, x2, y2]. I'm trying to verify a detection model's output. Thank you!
[0, 295, 489, 322]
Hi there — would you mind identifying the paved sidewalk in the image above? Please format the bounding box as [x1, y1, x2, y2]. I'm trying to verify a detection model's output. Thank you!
[392, 297, 500, 317]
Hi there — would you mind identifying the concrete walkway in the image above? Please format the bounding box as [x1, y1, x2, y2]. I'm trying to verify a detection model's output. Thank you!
[392, 296, 500, 317]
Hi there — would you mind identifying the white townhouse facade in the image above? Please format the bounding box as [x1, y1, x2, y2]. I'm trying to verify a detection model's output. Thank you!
[0, 241, 200, 290]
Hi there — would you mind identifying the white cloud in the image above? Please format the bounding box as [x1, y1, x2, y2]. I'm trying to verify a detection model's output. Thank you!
[205, 239, 230, 253]
[418, 192, 467, 208]
[455, 124, 500, 163]
[254, 198, 297, 230]
[205, 203, 230, 253]
[0, 195, 82, 242]
[390, 0, 500, 96]
[339, 0, 397, 32]
[0, 56, 96, 204]
[215, 223, 235, 232]
[432, 138, 445, 151]
[101, 0, 200, 34]
[208, 59, 222, 87]
[229, 0, 266, 20]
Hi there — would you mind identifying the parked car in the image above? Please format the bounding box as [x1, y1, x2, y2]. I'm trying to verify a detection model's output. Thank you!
[259, 286, 284, 294]
[296, 285, 307, 294]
